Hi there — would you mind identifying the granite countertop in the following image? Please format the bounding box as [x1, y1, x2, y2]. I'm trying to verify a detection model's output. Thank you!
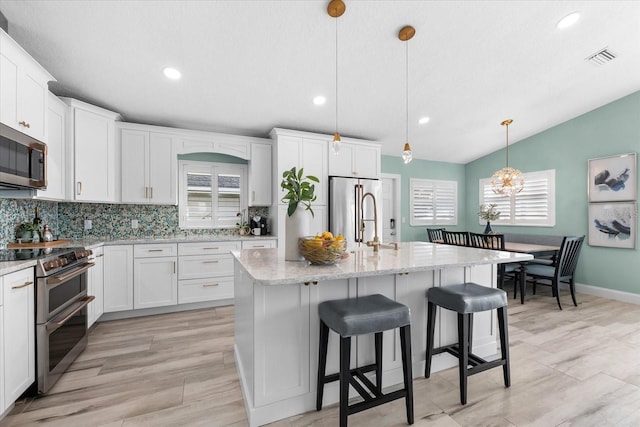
[0, 235, 277, 276]
[232, 241, 533, 286]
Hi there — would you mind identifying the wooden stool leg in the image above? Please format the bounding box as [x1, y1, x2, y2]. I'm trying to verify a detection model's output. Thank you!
[425, 301, 436, 378]
[339, 336, 351, 427]
[374, 332, 383, 393]
[497, 306, 511, 387]
[458, 313, 469, 405]
[400, 325, 414, 425]
[316, 320, 330, 411]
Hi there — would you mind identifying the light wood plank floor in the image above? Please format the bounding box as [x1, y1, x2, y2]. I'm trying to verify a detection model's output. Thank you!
[3, 287, 640, 426]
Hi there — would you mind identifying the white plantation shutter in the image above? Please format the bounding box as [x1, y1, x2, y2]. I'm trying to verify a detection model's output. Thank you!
[479, 169, 555, 226]
[410, 179, 457, 225]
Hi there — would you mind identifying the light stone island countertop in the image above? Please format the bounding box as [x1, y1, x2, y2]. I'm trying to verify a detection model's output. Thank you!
[0, 235, 277, 276]
[232, 241, 533, 286]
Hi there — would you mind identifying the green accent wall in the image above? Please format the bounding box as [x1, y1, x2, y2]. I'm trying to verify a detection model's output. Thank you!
[382, 90, 640, 294]
[381, 155, 466, 242]
[465, 91, 640, 293]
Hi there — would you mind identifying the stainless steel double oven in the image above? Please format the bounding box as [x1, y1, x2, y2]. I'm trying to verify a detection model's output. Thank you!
[34, 248, 94, 393]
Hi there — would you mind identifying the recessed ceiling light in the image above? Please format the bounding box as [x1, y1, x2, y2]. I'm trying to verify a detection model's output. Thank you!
[313, 96, 326, 105]
[418, 117, 430, 124]
[557, 12, 580, 29]
[163, 67, 181, 80]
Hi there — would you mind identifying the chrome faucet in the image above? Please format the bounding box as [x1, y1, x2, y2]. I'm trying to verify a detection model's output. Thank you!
[361, 192, 380, 252]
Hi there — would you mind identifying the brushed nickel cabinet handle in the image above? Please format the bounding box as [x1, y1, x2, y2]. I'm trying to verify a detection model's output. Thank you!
[12, 281, 33, 289]
[173, 261, 176, 274]
[203, 247, 219, 250]
[202, 283, 219, 288]
[150, 187, 153, 199]
[96, 254, 104, 258]
[19, 120, 31, 128]
[148, 249, 164, 252]
[204, 260, 219, 264]
[77, 181, 82, 195]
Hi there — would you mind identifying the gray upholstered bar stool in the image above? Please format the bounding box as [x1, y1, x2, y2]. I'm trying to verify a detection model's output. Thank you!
[425, 283, 510, 405]
[317, 294, 414, 427]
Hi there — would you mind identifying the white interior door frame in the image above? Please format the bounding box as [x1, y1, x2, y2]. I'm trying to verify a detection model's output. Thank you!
[381, 173, 402, 242]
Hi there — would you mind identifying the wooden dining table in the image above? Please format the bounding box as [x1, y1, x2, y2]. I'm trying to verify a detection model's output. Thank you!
[503, 242, 561, 304]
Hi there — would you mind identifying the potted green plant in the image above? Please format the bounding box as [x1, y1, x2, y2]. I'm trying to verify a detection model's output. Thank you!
[16, 222, 40, 243]
[280, 167, 319, 217]
[478, 203, 501, 234]
[280, 167, 319, 260]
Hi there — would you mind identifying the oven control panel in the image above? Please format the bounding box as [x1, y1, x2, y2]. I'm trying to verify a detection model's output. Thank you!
[37, 248, 93, 275]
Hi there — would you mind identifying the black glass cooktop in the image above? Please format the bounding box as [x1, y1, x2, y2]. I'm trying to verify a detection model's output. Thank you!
[0, 247, 76, 262]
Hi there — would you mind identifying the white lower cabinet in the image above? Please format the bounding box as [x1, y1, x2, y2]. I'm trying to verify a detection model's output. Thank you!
[103, 245, 134, 312]
[87, 247, 104, 327]
[177, 241, 240, 304]
[103, 241, 240, 313]
[1, 268, 35, 411]
[178, 277, 234, 304]
[241, 239, 276, 250]
[134, 256, 177, 309]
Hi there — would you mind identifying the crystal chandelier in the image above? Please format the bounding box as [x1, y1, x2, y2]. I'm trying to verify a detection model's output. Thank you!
[491, 119, 524, 195]
[399, 25, 415, 164]
[328, 0, 345, 155]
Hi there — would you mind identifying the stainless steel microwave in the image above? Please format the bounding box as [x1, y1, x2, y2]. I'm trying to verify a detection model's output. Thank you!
[0, 122, 47, 189]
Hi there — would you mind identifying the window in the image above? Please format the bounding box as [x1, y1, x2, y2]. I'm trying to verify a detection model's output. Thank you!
[479, 169, 555, 226]
[179, 160, 247, 229]
[410, 178, 457, 226]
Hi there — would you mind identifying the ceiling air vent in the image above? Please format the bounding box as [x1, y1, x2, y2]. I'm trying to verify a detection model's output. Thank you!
[585, 48, 617, 65]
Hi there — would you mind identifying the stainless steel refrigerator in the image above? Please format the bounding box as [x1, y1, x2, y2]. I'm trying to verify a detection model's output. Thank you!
[329, 176, 383, 250]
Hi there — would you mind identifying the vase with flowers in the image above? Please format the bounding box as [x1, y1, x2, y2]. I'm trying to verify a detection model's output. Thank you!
[478, 203, 501, 234]
[236, 209, 250, 236]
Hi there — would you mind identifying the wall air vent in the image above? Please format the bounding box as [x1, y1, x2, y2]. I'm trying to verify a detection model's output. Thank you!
[585, 48, 617, 65]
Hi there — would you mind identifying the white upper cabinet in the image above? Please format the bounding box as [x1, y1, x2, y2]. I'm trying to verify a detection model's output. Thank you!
[328, 140, 381, 179]
[62, 98, 121, 203]
[249, 142, 272, 206]
[0, 29, 54, 142]
[175, 131, 251, 160]
[36, 93, 66, 200]
[119, 123, 176, 205]
[271, 129, 329, 207]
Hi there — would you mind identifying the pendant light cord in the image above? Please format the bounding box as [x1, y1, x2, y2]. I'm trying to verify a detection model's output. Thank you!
[335, 9, 339, 135]
[405, 39, 409, 145]
[505, 122, 509, 168]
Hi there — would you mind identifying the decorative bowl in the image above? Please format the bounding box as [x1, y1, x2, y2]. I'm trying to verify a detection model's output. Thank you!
[298, 236, 346, 265]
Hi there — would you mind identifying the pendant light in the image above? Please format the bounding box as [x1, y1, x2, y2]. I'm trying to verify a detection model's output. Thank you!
[399, 25, 415, 164]
[328, 0, 345, 155]
[491, 119, 524, 195]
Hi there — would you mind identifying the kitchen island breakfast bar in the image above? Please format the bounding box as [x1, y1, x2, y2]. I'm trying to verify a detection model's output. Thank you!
[232, 242, 532, 426]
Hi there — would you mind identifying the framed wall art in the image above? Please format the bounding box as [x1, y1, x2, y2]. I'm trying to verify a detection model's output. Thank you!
[588, 153, 637, 202]
[588, 202, 636, 249]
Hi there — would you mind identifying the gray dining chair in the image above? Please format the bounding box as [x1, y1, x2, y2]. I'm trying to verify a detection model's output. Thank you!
[523, 236, 585, 310]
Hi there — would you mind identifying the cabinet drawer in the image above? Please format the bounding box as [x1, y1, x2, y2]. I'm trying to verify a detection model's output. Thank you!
[241, 240, 277, 250]
[178, 254, 234, 280]
[178, 277, 234, 304]
[134, 243, 177, 258]
[178, 241, 240, 256]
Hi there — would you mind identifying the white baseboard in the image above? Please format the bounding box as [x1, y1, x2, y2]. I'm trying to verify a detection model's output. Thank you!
[574, 282, 640, 305]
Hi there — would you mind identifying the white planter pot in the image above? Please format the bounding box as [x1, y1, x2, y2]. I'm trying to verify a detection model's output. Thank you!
[285, 206, 310, 261]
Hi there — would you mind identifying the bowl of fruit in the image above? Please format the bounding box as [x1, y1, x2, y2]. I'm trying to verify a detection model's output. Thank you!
[298, 232, 346, 265]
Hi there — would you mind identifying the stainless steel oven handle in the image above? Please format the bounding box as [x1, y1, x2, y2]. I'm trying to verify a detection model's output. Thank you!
[46, 295, 95, 333]
[47, 262, 95, 285]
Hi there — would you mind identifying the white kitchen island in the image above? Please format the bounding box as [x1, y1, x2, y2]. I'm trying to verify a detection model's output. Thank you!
[232, 242, 532, 426]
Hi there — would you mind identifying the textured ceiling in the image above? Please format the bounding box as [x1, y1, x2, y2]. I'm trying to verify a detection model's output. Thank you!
[2, 0, 639, 164]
